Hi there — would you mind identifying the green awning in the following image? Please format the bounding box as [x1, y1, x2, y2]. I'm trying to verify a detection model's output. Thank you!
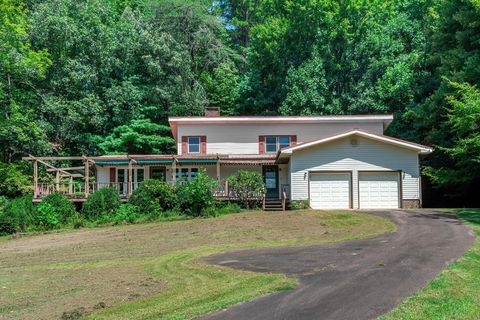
[95, 160, 130, 165]
[177, 159, 217, 164]
[137, 160, 173, 164]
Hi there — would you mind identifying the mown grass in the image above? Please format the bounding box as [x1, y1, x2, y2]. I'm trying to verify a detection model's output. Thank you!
[381, 208, 480, 320]
[87, 211, 394, 320]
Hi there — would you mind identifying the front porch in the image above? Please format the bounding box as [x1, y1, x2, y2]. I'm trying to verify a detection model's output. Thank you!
[23, 155, 291, 204]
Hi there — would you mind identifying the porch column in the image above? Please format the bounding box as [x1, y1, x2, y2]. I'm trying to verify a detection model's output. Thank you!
[84, 160, 90, 197]
[216, 160, 221, 181]
[69, 176, 73, 194]
[128, 159, 133, 197]
[33, 160, 38, 198]
[55, 170, 60, 192]
[172, 160, 176, 183]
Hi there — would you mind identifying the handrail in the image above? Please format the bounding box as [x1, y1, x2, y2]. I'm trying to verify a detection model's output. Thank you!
[281, 190, 286, 211]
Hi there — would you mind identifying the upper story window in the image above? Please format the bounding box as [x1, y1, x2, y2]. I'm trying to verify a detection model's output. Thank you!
[265, 136, 291, 153]
[188, 136, 201, 153]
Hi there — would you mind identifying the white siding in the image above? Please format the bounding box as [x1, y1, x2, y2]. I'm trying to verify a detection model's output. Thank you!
[290, 136, 420, 208]
[95, 164, 262, 184]
[177, 122, 384, 155]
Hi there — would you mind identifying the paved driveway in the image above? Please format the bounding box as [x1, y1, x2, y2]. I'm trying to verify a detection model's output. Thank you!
[201, 210, 475, 320]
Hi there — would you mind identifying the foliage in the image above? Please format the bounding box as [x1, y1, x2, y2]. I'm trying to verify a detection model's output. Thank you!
[129, 179, 177, 215]
[0, 0, 51, 163]
[37, 193, 76, 223]
[35, 202, 61, 230]
[176, 170, 217, 217]
[204, 201, 242, 217]
[0, 0, 479, 205]
[82, 187, 120, 220]
[113, 204, 140, 224]
[0, 162, 31, 197]
[290, 200, 310, 210]
[96, 119, 176, 154]
[227, 170, 265, 209]
[0, 195, 36, 233]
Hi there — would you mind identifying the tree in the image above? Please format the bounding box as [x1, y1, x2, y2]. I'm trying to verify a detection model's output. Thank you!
[0, 0, 51, 162]
[424, 81, 480, 186]
[96, 119, 176, 154]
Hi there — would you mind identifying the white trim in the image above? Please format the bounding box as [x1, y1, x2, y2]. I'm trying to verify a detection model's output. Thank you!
[280, 130, 433, 155]
[169, 115, 393, 123]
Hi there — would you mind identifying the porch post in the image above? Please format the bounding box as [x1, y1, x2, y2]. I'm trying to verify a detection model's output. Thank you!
[33, 160, 38, 198]
[84, 160, 90, 197]
[172, 159, 177, 183]
[128, 159, 133, 197]
[69, 176, 73, 194]
[216, 160, 221, 181]
[55, 170, 60, 192]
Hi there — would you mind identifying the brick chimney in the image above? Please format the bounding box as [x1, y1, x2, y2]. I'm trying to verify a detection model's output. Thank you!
[204, 107, 221, 117]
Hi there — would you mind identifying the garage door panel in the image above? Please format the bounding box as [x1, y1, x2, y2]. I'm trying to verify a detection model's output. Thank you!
[309, 173, 350, 209]
[359, 172, 399, 209]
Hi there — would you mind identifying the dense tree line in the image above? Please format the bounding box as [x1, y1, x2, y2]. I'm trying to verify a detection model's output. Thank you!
[0, 0, 479, 205]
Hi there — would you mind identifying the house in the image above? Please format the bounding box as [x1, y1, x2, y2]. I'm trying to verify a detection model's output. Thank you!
[24, 108, 433, 209]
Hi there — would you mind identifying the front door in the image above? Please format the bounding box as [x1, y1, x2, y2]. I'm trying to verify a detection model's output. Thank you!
[263, 165, 279, 199]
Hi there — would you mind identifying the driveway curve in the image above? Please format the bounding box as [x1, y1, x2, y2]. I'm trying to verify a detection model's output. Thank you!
[201, 210, 475, 320]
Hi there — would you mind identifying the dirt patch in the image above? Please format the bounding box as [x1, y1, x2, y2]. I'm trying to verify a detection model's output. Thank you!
[0, 210, 390, 320]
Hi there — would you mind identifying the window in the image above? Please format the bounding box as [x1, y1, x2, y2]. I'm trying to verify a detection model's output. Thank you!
[265, 136, 291, 153]
[188, 136, 200, 153]
[176, 167, 199, 182]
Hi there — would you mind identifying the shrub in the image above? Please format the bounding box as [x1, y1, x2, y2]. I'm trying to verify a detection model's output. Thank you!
[204, 201, 242, 217]
[176, 170, 217, 217]
[35, 202, 61, 230]
[113, 204, 140, 224]
[66, 211, 86, 229]
[0, 162, 31, 197]
[227, 170, 266, 209]
[37, 193, 76, 224]
[129, 180, 176, 215]
[291, 200, 310, 210]
[82, 187, 120, 220]
[0, 195, 36, 233]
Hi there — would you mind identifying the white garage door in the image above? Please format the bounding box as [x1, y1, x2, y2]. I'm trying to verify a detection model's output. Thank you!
[309, 173, 351, 209]
[359, 172, 400, 209]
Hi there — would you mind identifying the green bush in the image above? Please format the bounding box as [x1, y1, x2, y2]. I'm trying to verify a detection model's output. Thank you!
[82, 187, 120, 220]
[37, 193, 76, 224]
[0, 195, 36, 233]
[227, 170, 266, 209]
[291, 200, 310, 210]
[0, 162, 31, 198]
[113, 204, 140, 224]
[176, 170, 217, 217]
[35, 202, 61, 230]
[129, 179, 176, 215]
[205, 201, 242, 217]
[66, 211, 86, 229]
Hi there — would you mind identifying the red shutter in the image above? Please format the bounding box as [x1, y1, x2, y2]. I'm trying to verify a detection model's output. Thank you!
[291, 135, 297, 146]
[182, 136, 188, 154]
[109, 168, 116, 185]
[259, 136, 265, 154]
[201, 136, 207, 154]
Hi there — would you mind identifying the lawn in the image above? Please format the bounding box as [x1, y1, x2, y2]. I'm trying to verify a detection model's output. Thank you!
[0, 210, 393, 320]
[381, 208, 480, 320]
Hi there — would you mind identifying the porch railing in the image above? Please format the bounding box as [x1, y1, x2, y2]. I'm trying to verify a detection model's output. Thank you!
[35, 180, 274, 201]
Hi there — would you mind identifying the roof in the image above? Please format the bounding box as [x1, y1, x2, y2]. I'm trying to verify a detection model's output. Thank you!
[168, 114, 394, 142]
[93, 154, 276, 165]
[277, 130, 433, 158]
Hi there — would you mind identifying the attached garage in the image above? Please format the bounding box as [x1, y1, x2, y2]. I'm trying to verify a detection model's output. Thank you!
[309, 172, 351, 209]
[359, 172, 400, 209]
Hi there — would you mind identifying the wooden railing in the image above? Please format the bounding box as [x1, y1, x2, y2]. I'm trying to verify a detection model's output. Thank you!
[35, 182, 143, 199]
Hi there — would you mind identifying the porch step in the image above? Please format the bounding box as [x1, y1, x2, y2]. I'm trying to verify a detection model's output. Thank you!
[264, 198, 291, 211]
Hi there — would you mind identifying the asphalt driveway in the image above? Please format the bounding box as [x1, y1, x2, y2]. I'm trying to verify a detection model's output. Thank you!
[201, 210, 475, 320]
